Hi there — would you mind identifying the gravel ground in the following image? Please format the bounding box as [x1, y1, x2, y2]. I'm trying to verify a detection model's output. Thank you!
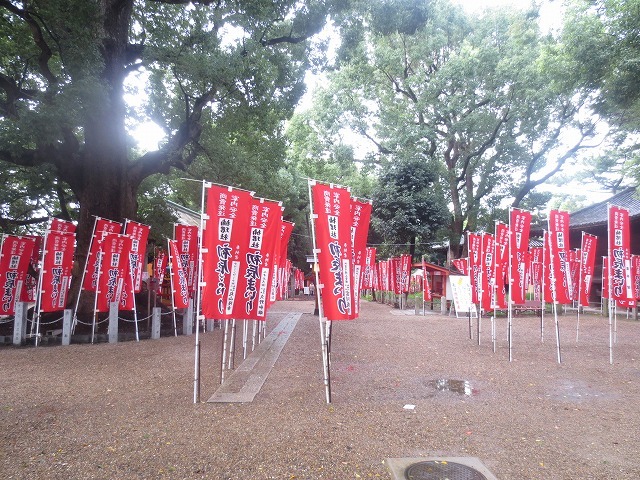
[1, 298, 639, 479]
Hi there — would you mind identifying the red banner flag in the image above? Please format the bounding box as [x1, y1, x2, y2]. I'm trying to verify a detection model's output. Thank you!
[273, 220, 293, 303]
[0, 235, 36, 315]
[509, 208, 532, 305]
[20, 235, 42, 302]
[168, 239, 189, 309]
[579, 233, 598, 307]
[608, 205, 633, 304]
[632, 255, 640, 301]
[363, 247, 376, 290]
[468, 233, 482, 304]
[480, 233, 495, 311]
[311, 181, 353, 320]
[153, 248, 168, 294]
[49, 218, 76, 233]
[278, 220, 296, 299]
[400, 254, 412, 294]
[95, 233, 133, 313]
[174, 224, 199, 295]
[548, 210, 573, 304]
[124, 220, 150, 293]
[602, 257, 609, 299]
[530, 247, 543, 302]
[493, 222, 509, 309]
[351, 198, 372, 317]
[39, 232, 76, 312]
[235, 198, 282, 320]
[451, 258, 468, 276]
[201, 185, 253, 319]
[391, 257, 402, 295]
[379, 261, 388, 291]
[570, 249, 581, 302]
[543, 231, 554, 303]
[422, 257, 432, 302]
[83, 218, 122, 291]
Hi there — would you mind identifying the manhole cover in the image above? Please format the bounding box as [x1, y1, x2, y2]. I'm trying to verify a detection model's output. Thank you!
[405, 460, 487, 480]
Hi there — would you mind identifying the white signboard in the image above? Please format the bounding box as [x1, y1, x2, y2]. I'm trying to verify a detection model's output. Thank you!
[449, 275, 477, 318]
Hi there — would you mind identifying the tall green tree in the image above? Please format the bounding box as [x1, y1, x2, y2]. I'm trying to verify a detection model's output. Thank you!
[560, 0, 640, 189]
[321, 0, 600, 256]
[371, 157, 448, 258]
[0, 0, 345, 301]
[562, 0, 640, 131]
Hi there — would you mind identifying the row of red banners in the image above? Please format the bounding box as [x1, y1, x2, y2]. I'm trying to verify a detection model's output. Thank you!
[0, 187, 297, 320]
[79, 218, 151, 313]
[310, 182, 373, 320]
[197, 185, 294, 321]
[0, 219, 78, 315]
[454, 205, 637, 309]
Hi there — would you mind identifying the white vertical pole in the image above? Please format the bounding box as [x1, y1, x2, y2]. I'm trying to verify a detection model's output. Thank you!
[228, 319, 237, 370]
[547, 219, 562, 364]
[477, 233, 484, 346]
[194, 181, 207, 403]
[541, 231, 546, 343]
[308, 179, 331, 404]
[33, 229, 49, 346]
[607, 204, 614, 364]
[220, 319, 229, 383]
[576, 232, 585, 342]
[91, 246, 103, 344]
[242, 319, 248, 359]
[73, 216, 99, 333]
[251, 320, 257, 352]
[130, 270, 139, 342]
[124, 225, 140, 343]
[167, 238, 178, 338]
[508, 210, 513, 362]
[492, 223, 498, 354]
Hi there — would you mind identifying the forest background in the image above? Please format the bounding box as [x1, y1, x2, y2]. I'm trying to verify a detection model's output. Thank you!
[1, 0, 639, 292]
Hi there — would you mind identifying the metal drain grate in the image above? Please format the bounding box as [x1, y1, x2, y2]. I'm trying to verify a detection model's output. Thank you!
[405, 460, 488, 480]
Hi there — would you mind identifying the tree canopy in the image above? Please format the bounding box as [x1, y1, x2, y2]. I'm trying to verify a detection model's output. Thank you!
[298, 0, 604, 256]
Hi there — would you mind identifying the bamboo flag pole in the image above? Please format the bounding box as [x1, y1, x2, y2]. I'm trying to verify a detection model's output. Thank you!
[129, 262, 140, 343]
[242, 319, 248, 359]
[171, 226, 179, 337]
[547, 223, 562, 364]
[477, 233, 486, 346]
[72, 216, 100, 334]
[193, 180, 207, 403]
[228, 319, 237, 370]
[308, 178, 331, 404]
[33, 229, 49, 346]
[576, 232, 585, 342]
[508, 210, 513, 362]
[167, 238, 179, 340]
[220, 319, 230, 383]
[492, 224, 498, 354]
[122, 220, 140, 343]
[607, 204, 614, 364]
[467, 232, 473, 341]
[541, 231, 546, 344]
[91, 244, 104, 344]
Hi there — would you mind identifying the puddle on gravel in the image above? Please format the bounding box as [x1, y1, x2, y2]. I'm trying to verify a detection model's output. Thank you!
[428, 379, 478, 396]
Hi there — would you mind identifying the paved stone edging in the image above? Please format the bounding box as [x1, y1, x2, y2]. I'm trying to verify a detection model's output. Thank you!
[207, 312, 302, 403]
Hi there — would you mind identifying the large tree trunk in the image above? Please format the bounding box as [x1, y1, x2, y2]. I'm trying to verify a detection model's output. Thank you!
[64, 0, 138, 317]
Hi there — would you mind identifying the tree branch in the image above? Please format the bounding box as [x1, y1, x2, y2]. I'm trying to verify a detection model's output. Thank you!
[0, 0, 57, 85]
[0, 73, 38, 119]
